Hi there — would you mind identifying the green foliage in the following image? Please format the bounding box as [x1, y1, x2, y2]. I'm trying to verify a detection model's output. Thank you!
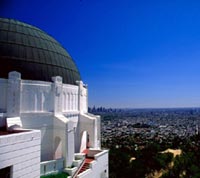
[106, 134, 200, 178]
[161, 151, 200, 178]
[108, 140, 174, 178]
[109, 147, 131, 178]
[40, 173, 68, 178]
[154, 152, 173, 170]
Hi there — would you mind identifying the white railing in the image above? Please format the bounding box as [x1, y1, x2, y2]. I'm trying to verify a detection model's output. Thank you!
[94, 150, 109, 160]
[87, 150, 102, 158]
[40, 158, 64, 176]
[76, 169, 92, 178]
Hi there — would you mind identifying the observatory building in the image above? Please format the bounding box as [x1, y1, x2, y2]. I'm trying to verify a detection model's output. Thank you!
[0, 18, 108, 178]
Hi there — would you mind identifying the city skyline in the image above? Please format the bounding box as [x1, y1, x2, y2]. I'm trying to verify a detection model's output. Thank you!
[1, 0, 200, 108]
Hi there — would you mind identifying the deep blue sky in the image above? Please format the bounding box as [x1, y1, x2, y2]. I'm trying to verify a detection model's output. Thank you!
[1, 0, 200, 108]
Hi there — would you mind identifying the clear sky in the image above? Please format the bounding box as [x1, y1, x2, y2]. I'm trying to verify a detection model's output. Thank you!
[1, 0, 200, 108]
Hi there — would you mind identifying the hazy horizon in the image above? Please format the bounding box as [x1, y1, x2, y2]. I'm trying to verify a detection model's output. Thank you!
[89, 105, 200, 110]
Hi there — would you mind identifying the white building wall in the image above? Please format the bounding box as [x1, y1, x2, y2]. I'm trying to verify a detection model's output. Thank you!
[53, 115, 67, 160]
[0, 130, 41, 178]
[81, 87, 88, 113]
[66, 114, 80, 153]
[0, 72, 108, 177]
[92, 150, 109, 178]
[21, 80, 53, 113]
[2, 72, 85, 115]
[62, 84, 78, 112]
[21, 78, 79, 114]
[79, 114, 101, 149]
[77, 81, 88, 114]
[7, 72, 21, 117]
[21, 113, 54, 161]
[53, 114, 72, 167]
[78, 150, 109, 178]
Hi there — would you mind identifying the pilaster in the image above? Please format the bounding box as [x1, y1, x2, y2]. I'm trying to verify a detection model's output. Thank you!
[7, 71, 21, 117]
[52, 76, 63, 115]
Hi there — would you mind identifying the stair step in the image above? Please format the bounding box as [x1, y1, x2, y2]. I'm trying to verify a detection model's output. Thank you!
[76, 162, 90, 176]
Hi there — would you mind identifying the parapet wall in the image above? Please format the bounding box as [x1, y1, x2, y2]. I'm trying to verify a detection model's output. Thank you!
[0, 71, 88, 115]
[0, 130, 41, 178]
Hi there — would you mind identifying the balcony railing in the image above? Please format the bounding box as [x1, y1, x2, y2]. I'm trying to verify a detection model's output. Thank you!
[40, 158, 64, 176]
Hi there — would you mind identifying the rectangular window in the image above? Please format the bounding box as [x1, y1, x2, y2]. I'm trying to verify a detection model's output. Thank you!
[0, 166, 11, 178]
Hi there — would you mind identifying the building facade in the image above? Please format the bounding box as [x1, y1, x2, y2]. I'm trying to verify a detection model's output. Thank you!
[0, 18, 108, 178]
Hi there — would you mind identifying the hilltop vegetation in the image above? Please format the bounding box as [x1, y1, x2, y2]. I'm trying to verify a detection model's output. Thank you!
[98, 108, 200, 178]
[103, 135, 200, 178]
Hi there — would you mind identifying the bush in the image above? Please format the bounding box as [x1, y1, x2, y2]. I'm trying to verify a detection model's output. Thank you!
[41, 173, 69, 178]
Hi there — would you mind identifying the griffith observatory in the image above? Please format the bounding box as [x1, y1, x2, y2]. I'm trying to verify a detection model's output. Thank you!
[0, 18, 108, 178]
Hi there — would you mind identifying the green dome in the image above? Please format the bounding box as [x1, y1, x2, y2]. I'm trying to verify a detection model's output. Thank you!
[0, 18, 81, 84]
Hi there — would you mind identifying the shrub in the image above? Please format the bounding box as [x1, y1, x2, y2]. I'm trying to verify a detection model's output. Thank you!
[41, 172, 69, 178]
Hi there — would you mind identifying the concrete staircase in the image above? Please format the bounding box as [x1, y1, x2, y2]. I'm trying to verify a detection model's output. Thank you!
[74, 150, 94, 178]
[64, 149, 97, 178]
[77, 162, 90, 175]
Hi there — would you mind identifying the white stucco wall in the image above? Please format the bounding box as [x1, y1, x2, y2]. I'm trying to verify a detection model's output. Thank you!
[21, 80, 53, 113]
[62, 85, 78, 112]
[0, 130, 41, 178]
[0, 73, 108, 177]
[20, 112, 80, 167]
[81, 87, 88, 113]
[2, 72, 88, 116]
[92, 150, 109, 178]
[65, 113, 80, 153]
[21, 113, 54, 161]
[78, 150, 109, 178]
[53, 114, 76, 167]
[20, 79, 80, 114]
[79, 114, 101, 149]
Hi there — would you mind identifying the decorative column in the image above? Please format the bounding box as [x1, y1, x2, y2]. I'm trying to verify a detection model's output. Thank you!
[77, 81, 88, 113]
[66, 121, 75, 167]
[85, 84, 88, 113]
[77, 81, 83, 113]
[52, 76, 63, 115]
[7, 71, 21, 117]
